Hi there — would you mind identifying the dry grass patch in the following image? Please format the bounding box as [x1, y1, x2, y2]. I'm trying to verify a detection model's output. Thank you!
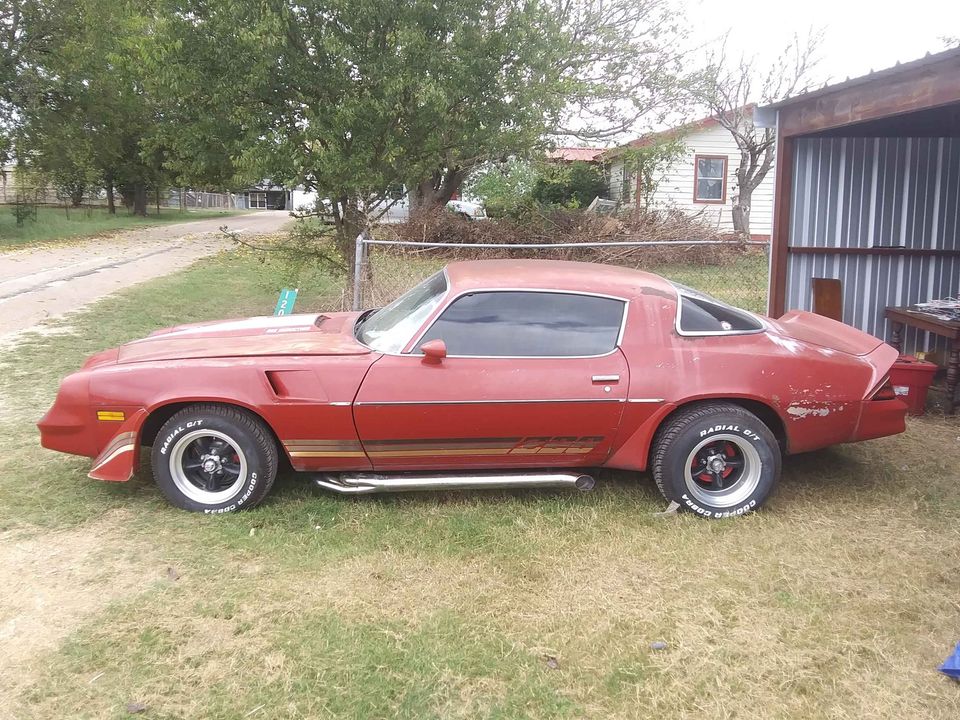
[0, 510, 168, 710]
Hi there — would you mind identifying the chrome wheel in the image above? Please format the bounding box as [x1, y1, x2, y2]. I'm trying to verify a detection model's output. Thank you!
[683, 433, 762, 509]
[168, 429, 247, 505]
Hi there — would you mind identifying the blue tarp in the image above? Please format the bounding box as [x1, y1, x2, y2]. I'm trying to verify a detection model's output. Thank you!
[939, 642, 960, 680]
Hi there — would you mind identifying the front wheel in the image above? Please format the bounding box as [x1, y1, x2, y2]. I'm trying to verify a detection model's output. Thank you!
[151, 404, 278, 513]
[651, 403, 781, 518]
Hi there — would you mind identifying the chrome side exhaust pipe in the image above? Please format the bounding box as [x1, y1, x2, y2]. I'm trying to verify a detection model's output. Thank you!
[313, 470, 595, 495]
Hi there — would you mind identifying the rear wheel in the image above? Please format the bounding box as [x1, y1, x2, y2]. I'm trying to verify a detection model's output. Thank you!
[651, 403, 781, 518]
[151, 404, 278, 513]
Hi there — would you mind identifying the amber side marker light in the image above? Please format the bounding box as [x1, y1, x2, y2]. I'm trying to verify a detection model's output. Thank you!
[97, 411, 126, 422]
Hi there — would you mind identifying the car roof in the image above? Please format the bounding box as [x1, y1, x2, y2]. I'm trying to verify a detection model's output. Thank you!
[443, 259, 676, 300]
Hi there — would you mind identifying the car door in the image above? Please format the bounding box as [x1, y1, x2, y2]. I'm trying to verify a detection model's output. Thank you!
[353, 290, 630, 470]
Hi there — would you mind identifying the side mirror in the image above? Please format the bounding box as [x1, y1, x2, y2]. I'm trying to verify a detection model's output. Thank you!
[420, 339, 447, 364]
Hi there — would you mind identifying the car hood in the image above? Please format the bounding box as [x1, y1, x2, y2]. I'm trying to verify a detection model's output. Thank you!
[117, 312, 370, 363]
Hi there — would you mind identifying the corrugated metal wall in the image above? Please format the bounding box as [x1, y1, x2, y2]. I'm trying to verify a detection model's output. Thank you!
[786, 137, 960, 352]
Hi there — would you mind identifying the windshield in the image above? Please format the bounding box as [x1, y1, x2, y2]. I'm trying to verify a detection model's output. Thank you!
[357, 271, 448, 353]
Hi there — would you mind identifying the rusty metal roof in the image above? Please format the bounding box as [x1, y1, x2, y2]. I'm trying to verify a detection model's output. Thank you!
[545, 147, 604, 162]
[760, 46, 960, 112]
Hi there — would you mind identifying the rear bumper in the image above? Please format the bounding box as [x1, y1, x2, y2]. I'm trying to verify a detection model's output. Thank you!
[851, 399, 907, 443]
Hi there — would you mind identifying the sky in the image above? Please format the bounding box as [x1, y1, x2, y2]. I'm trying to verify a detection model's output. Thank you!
[684, 0, 960, 87]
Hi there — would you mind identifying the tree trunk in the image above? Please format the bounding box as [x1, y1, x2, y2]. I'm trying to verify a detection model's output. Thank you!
[106, 177, 116, 214]
[411, 167, 466, 211]
[731, 185, 752, 239]
[132, 183, 148, 216]
[70, 191, 83, 208]
[332, 197, 367, 283]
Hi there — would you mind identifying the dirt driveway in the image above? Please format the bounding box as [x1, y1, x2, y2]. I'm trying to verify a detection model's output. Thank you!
[0, 211, 290, 339]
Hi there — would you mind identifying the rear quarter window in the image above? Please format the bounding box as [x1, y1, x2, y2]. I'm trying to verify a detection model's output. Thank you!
[678, 295, 763, 334]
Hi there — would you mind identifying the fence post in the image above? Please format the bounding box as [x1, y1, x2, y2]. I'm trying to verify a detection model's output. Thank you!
[352, 232, 366, 310]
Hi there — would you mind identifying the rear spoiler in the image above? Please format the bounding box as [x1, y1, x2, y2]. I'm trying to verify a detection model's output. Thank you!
[773, 311, 884, 357]
[862, 344, 900, 400]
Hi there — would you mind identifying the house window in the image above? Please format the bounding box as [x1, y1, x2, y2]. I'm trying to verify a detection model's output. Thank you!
[693, 155, 727, 203]
[249, 192, 267, 209]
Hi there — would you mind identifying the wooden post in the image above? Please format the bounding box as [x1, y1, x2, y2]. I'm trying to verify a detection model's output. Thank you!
[947, 344, 958, 416]
[767, 135, 793, 318]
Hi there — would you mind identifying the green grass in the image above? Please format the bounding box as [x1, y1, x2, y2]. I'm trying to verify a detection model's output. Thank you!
[2, 250, 960, 719]
[0, 205, 250, 249]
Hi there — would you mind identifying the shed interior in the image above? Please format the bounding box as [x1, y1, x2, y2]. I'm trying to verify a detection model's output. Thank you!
[780, 100, 960, 358]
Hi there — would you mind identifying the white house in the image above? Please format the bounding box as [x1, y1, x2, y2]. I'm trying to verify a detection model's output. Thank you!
[602, 114, 775, 238]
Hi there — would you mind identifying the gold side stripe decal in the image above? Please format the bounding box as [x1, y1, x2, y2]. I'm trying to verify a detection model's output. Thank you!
[289, 451, 367, 458]
[367, 447, 594, 458]
[284, 439, 601, 459]
[285, 439, 363, 445]
[284, 441, 363, 448]
[368, 448, 510, 458]
[365, 442, 523, 452]
[288, 448, 595, 459]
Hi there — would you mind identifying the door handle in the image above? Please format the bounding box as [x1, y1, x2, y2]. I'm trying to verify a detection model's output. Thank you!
[591, 374, 620, 383]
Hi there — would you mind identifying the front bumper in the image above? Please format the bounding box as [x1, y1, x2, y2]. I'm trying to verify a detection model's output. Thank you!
[38, 368, 146, 481]
[38, 372, 97, 457]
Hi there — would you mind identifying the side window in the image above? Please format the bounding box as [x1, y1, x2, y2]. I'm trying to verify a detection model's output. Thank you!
[416, 292, 625, 357]
[679, 295, 762, 333]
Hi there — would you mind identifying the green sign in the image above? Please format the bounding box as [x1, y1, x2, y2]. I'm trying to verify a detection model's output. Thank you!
[274, 288, 298, 316]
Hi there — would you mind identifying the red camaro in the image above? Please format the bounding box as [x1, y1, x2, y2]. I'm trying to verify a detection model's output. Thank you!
[39, 260, 907, 517]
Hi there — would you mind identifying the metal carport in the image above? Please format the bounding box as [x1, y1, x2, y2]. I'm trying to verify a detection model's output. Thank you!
[760, 48, 960, 359]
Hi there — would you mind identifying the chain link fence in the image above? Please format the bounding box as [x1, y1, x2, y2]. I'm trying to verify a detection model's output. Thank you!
[350, 235, 771, 314]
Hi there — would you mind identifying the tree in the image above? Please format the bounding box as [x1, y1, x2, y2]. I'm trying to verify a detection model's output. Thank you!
[16, 0, 172, 215]
[45, 132, 101, 206]
[691, 31, 822, 238]
[531, 161, 607, 208]
[404, 0, 688, 209]
[463, 159, 539, 218]
[151, 0, 687, 271]
[1, 1, 72, 166]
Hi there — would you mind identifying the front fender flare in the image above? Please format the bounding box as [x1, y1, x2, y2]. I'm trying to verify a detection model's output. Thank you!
[88, 408, 148, 482]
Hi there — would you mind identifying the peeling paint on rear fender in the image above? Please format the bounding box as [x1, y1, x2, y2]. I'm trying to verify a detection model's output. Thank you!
[786, 402, 847, 420]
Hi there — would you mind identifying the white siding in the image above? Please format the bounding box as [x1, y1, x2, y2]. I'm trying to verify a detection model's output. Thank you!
[607, 124, 776, 237]
[606, 159, 631, 206]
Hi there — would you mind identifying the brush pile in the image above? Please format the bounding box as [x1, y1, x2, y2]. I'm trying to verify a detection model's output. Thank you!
[383, 207, 759, 269]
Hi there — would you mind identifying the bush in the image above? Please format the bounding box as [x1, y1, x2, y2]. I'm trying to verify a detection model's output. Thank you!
[463, 160, 539, 219]
[531, 161, 607, 209]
